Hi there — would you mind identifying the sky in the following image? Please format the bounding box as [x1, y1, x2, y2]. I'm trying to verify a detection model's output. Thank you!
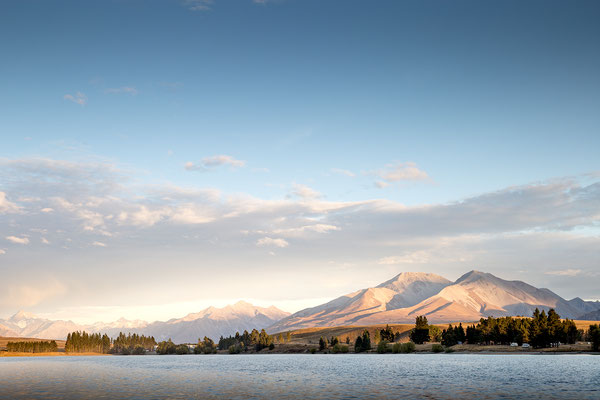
[0, 0, 599, 324]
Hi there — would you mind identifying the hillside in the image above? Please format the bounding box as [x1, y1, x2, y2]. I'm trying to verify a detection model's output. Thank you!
[270, 270, 600, 331]
[270, 272, 451, 331]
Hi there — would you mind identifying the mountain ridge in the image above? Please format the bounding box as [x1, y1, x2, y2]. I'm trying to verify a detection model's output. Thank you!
[0, 302, 289, 342]
[268, 270, 600, 331]
[2, 271, 599, 341]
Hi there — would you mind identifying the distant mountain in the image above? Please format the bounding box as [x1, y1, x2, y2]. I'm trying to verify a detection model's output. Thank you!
[0, 301, 289, 343]
[577, 309, 600, 321]
[140, 301, 290, 343]
[3, 272, 598, 341]
[269, 272, 451, 331]
[568, 298, 600, 316]
[0, 311, 81, 340]
[269, 270, 600, 331]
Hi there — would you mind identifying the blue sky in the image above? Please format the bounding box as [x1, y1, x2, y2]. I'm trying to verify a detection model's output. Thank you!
[0, 0, 599, 323]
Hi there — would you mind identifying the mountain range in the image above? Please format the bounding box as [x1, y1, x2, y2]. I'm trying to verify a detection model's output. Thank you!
[268, 270, 600, 331]
[0, 301, 289, 343]
[2, 270, 599, 342]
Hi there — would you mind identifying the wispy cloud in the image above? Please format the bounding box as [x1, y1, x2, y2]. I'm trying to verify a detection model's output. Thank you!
[331, 168, 355, 177]
[104, 86, 138, 95]
[6, 236, 30, 245]
[185, 155, 246, 171]
[545, 269, 582, 277]
[0, 192, 21, 213]
[291, 184, 321, 200]
[184, 0, 213, 11]
[63, 92, 87, 105]
[373, 161, 429, 188]
[183, 0, 271, 11]
[92, 241, 106, 247]
[0, 249, 5, 255]
[257, 237, 289, 248]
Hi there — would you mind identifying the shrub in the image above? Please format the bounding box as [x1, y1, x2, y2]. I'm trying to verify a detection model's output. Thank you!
[376, 340, 391, 354]
[331, 343, 349, 354]
[156, 340, 177, 355]
[131, 346, 146, 355]
[444, 347, 455, 353]
[228, 345, 241, 354]
[310, 348, 317, 354]
[431, 344, 444, 353]
[401, 342, 416, 353]
[175, 344, 190, 355]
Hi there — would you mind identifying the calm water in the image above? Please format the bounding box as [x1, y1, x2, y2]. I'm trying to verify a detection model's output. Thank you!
[0, 354, 599, 399]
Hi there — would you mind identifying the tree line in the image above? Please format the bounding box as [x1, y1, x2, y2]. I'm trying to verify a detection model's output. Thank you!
[412, 309, 597, 349]
[216, 329, 275, 353]
[465, 309, 579, 348]
[7, 340, 58, 353]
[65, 331, 156, 354]
[111, 332, 157, 355]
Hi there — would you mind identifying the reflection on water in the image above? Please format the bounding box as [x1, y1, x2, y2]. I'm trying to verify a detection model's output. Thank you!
[1, 354, 599, 399]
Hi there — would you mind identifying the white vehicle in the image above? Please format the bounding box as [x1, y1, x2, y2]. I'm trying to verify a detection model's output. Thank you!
[522, 343, 531, 348]
[510, 342, 518, 347]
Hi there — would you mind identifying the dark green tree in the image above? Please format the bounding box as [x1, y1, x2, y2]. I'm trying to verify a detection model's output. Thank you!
[410, 316, 430, 344]
[589, 324, 600, 352]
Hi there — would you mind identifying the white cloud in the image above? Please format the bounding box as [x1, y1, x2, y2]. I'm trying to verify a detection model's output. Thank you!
[41, 207, 54, 213]
[41, 237, 50, 244]
[545, 269, 582, 277]
[273, 224, 340, 236]
[184, 0, 213, 11]
[104, 86, 138, 95]
[378, 251, 431, 265]
[0, 192, 20, 213]
[5, 236, 29, 245]
[257, 237, 289, 248]
[331, 168, 355, 177]
[63, 92, 87, 105]
[1, 157, 600, 301]
[185, 155, 246, 171]
[373, 161, 429, 187]
[0, 249, 5, 255]
[92, 241, 106, 247]
[291, 183, 321, 200]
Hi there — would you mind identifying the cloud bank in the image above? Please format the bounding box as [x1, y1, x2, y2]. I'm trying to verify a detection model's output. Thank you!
[1, 157, 599, 315]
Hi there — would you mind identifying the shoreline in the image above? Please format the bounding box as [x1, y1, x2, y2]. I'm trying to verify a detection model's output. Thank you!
[0, 352, 109, 358]
[1, 349, 598, 358]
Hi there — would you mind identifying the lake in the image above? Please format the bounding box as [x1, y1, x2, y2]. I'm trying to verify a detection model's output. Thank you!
[1, 354, 598, 399]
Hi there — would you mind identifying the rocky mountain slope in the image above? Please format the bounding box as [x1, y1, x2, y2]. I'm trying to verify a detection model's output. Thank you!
[269, 270, 600, 331]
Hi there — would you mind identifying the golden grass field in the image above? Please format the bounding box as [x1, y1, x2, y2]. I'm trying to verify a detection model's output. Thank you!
[0, 352, 108, 357]
[0, 337, 66, 350]
[279, 320, 599, 346]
